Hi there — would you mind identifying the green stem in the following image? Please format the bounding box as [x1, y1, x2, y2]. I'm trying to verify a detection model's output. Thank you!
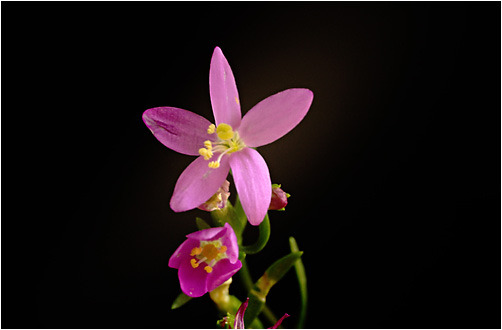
[238, 258, 254, 292]
[238, 258, 279, 327]
[241, 213, 271, 255]
[289, 237, 308, 329]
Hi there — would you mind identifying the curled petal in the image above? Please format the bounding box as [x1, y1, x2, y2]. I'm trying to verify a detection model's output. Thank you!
[210, 47, 242, 129]
[178, 259, 209, 297]
[142, 107, 212, 156]
[219, 223, 240, 263]
[234, 297, 249, 329]
[187, 222, 229, 241]
[170, 156, 230, 212]
[269, 313, 290, 329]
[229, 148, 271, 226]
[239, 89, 314, 147]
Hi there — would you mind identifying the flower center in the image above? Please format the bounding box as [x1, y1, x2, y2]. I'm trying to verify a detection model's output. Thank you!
[190, 240, 228, 273]
[199, 123, 246, 168]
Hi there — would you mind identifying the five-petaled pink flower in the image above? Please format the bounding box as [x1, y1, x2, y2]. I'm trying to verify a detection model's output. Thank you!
[143, 47, 313, 225]
[168, 223, 242, 298]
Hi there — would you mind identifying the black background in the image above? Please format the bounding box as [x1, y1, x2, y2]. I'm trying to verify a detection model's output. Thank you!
[2, 2, 500, 329]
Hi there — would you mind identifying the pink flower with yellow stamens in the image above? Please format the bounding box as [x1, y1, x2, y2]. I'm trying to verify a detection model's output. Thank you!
[143, 47, 313, 225]
[168, 223, 242, 298]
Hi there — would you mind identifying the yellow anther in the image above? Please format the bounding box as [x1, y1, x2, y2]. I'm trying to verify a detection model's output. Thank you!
[219, 245, 227, 253]
[204, 140, 212, 149]
[204, 265, 213, 273]
[235, 96, 240, 105]
[208, 161, 220, 169]
[191, 247, 202, 256]
[199, 148, 213, 160]
[190, 258, 199, 269]
[207, 124, 216, 134]
[216, 123, 234, 140]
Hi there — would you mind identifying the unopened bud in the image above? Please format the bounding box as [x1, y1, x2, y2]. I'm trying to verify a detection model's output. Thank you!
[269, 184, 290, 211]
[198, 180, 230, 212]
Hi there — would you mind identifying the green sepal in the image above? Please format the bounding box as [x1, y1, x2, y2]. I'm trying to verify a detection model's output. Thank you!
[211, 201, 246, 244]
[244, 251, 303, 325]
[216, 312, 234, 329]
[171, 292, 192, 310]
[195, 217, 211, 230]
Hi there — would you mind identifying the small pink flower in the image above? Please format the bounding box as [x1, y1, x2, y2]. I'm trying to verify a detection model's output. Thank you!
[168, 223, 242, 298]
[143, 47, 313, 225]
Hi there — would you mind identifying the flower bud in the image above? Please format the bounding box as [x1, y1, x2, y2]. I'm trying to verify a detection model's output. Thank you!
[198, 180, 230, 212]
[268, 184, 290, 211]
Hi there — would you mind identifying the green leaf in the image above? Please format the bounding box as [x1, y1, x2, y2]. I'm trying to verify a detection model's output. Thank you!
[244, 251, 303, 325]
[171, 292, 192, 310]
[195, 217, 211, 230]
[289, 237, 308, 329]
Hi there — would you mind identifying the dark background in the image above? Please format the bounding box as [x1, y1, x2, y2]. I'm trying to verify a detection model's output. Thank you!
[2, 2, 500, 329]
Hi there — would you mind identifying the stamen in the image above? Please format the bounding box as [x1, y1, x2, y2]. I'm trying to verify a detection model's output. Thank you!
[191, 247, 202, 256]
[199, 148, 213, 160]
[207, 124, 216, 134]
[204, 265, 213, 273]
[219, 246, 227, 253]
[190, 258, 199, 268]
[204, 140, 212, 149]
[208, 161, 220, 169]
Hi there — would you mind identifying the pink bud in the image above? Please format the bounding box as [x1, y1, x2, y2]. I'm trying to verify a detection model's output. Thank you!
[198, 180, 231, 212]
[269, 184, 290, 211]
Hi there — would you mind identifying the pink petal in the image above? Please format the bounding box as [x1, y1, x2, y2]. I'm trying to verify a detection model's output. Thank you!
[219, 223, 240, 263]
[268, 314, 290, 329]
[206, 258, 242, 292]
[170, 155, 230, 212]
[209, 47, 242, 129]
[187, 223, 228, 241]
[178, 259, 209, 297]
[234, 297, 250, 329]
[238, 89, 314, 147]
[143, 107, 212, 156]
[168, 238, 199, 269]
[229, 148, 271, 226]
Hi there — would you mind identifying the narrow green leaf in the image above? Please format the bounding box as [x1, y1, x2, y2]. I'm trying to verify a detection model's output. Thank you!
[244, 251, 303, 325]
[264, 251, 303, 285]
[289, 237, 308, 329]
[171, 292, 192, 310]
[195, 217, 211, 230]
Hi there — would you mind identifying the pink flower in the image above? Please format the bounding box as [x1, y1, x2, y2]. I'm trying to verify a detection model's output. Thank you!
[234, 297, 290, 329]
[168, 223, 242, 298]
[143, 47, 313, 225]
